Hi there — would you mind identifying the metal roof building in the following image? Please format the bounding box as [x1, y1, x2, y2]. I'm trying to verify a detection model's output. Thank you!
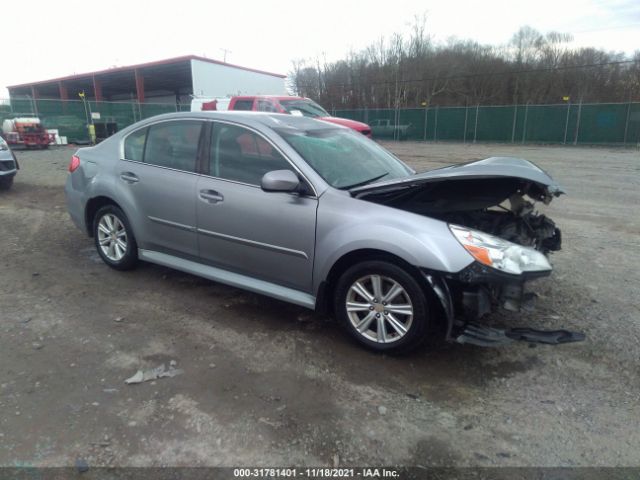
[7, 55, 287, 106]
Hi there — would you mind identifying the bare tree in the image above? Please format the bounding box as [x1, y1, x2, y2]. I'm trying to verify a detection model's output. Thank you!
[288, 20, 638, 108]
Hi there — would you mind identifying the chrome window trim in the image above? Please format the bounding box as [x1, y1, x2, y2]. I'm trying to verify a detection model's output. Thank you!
[120, 158, 202, 178]
[119, 158, 274, 191]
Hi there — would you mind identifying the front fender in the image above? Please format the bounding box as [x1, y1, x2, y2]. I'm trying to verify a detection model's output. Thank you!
[313, 191, 473, 293]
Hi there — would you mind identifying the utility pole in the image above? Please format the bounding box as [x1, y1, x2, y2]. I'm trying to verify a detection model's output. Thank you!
[562, 96, 571, 145]
[521, 102, 529, 144]
[473, 104, 479, 143]
[220, 48, 232, 62]
[573, 100, 583, 146]
[78, 91, 95, 144]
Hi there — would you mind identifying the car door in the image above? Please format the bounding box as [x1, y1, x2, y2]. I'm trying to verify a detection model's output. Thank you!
[120, 120, 204, 257]
[196, 122, 318, 292]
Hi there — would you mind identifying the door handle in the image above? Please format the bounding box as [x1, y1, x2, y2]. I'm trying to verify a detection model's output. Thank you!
[120, 172, 139, 184]
[199, 189, 224, 204]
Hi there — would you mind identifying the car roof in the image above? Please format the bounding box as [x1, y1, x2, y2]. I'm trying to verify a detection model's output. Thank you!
[120, 111, 343, 135]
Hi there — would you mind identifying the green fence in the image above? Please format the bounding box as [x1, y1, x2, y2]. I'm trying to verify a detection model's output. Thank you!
[0, 98, 188, 143]
[333, 102, 640, 145]
[1, 98, 639, 145]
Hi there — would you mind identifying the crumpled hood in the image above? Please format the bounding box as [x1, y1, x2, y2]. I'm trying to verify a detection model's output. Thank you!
[351, 157, 564, 201]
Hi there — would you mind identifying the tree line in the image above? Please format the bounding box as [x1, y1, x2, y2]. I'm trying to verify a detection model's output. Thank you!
[289, 19, 640, 110]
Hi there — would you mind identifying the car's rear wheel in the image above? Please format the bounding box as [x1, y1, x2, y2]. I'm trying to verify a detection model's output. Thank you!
[93, 205, 138, 270]
[334, 260, 430, 353]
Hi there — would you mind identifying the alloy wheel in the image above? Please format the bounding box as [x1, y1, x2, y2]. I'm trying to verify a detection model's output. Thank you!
[97, 213, 128, 262]
[345, 274, 414, 344]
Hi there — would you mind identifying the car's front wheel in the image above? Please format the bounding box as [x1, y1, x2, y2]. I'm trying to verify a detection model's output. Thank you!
[93, 205, 138, 270]
[334, 260, 430, 353]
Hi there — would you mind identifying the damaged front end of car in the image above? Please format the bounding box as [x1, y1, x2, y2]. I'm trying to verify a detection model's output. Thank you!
[352, 157, 584, 347]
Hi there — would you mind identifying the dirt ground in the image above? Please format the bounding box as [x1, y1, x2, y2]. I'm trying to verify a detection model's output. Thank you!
[1, 141, 639, 468]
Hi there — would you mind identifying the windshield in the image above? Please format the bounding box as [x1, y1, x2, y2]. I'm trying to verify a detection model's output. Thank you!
[279, 99, 330, 118]
[277, 128, 412, 189]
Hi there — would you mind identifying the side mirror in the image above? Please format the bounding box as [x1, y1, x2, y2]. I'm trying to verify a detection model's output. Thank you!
[261, 170, 300, 193]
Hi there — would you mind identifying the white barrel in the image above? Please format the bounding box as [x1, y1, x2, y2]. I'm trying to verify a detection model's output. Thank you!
[2, 119, 15, 135]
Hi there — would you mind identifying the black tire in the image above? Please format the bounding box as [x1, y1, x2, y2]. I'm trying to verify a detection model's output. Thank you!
[334, 260, 431, 354]
[0, 176, 14, 191]
[93, 205, 138, 271]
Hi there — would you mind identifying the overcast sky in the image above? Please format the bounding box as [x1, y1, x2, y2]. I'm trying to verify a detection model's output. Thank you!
[2, 0, 638, 97]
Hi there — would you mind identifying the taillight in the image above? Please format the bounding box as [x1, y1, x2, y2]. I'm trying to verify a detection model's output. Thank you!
[69, 155, 80, 172]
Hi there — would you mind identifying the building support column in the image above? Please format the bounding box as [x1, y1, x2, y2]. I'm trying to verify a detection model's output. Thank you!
[93, 76, 103, 102]
[134, 69, 145, 103]
[58, 81, 69, 113]
[30, 86, 39, 115]
[58, 82, 69, 100]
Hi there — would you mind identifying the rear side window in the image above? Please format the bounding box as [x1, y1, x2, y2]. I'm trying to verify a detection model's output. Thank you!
[209, 123, 291, 185]
[144, 121, 202, 172]
[124, 127, 147, 161]
[232, 99, 254, 111]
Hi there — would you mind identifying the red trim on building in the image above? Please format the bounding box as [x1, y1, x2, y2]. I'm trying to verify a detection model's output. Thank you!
[7, 55, 286, 89]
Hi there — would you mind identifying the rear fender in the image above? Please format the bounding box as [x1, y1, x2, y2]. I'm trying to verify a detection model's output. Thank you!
[81, 165, 143, 244]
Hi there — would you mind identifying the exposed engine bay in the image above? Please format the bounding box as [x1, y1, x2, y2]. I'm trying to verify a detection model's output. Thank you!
[355, 176, 562, 254]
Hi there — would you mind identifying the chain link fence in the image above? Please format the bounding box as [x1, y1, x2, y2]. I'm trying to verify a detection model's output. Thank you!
[1, 98, 638, 145]
[333, 102, 640, 145]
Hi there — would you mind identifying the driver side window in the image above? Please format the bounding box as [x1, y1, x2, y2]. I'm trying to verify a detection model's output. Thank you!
[209, 123, 291, 185]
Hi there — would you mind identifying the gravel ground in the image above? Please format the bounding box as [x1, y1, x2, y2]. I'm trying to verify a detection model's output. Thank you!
[0, 142, 639, 468]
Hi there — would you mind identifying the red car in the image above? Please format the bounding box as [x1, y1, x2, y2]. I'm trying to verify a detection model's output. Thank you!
[226, 96, 372, 137]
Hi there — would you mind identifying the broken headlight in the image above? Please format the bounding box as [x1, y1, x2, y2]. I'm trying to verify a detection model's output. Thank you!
[449, 224, 551, 275]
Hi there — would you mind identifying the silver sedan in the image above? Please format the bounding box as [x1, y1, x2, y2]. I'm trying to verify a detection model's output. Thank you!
[65, 112, 571, 353]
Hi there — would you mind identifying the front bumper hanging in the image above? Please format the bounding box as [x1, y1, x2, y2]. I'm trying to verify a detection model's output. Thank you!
[423, 266, 586, 348]
[454, 323, 586, 347]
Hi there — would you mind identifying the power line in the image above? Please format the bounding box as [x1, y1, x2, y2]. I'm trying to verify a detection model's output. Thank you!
[296, 60, 636, 89]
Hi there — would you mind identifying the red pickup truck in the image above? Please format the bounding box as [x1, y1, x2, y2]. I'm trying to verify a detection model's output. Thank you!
[206, 96, 372, 137]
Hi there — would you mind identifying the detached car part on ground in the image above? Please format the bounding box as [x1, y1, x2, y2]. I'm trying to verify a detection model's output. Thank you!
[65, 112, 583, 353]
[0, 137, 19, 190]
